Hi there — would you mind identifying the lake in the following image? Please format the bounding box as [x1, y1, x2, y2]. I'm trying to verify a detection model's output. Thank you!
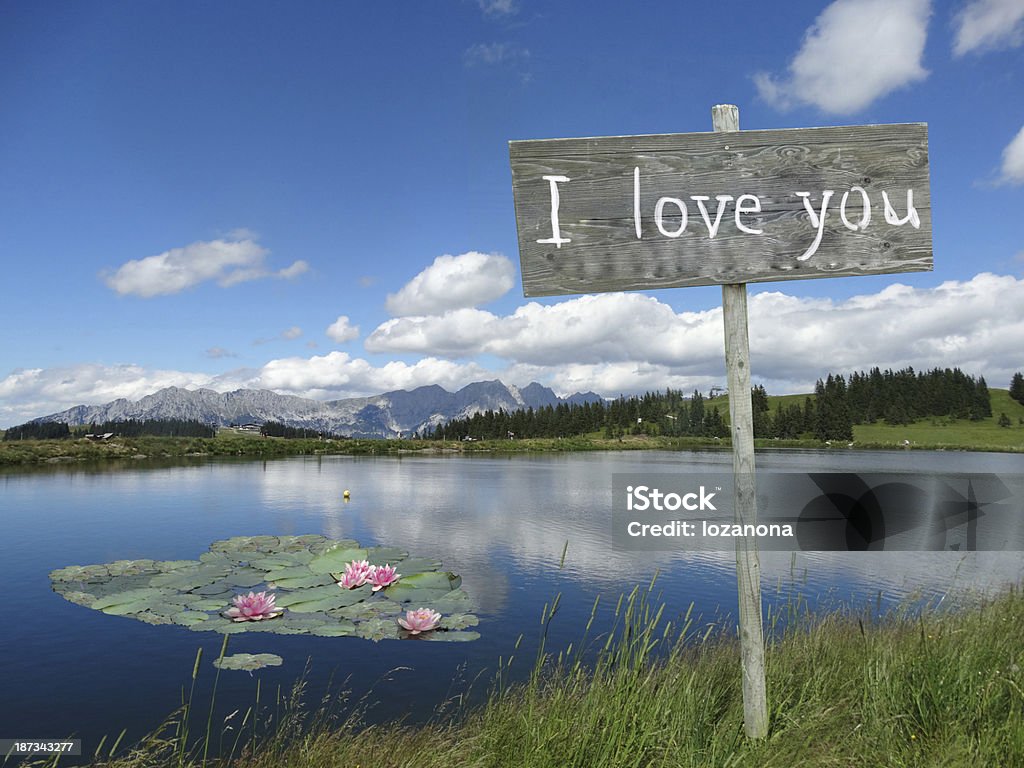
[3, 449, 1023, 762]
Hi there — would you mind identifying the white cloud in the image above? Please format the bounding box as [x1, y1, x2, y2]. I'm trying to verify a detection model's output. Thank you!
[369, 273, 1024, 392]
[103, 237, 307, 297]
[464, 43, 530, 67]
[385, 252, 515, 316]
[999, 124, 1024, 184]
[754, 0, 931, 114]
[954, 0, 1024, 55]
[245, 352, 491, 401]
[326, 315, 360, 343]
[205, 347, 237, 359]
[0, 364, 218, 427]
[6, 274, 1024, 427]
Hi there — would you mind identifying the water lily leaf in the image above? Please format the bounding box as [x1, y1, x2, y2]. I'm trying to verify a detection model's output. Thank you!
[329, 600, 401, 620]
[89, 574, 157, 597]
[250, 552, 313, 569]
[307, 547, 369, 574]
[173, 611, 211, 626]
[192, 580, 234, 596]
[383, 582, 457, 604]
[364, 546, 408, 564]
[102, 599, 157, 616]
[61, 591, 96, 607]
[273, 584, 343, 607]
[224, 568, 268, 588]
[355, 618, 400, 642]
[106, 559, 158, 576]
[439, 613, 479, 630]
[190, 618, 251, 634]
[182, 596, 233, 611]
[156, 560, 203, 572]
[268, 573, 337, 589]
[91, 588, 165, 611]
[394, 558, 442, 575]
[150, 566, 229, 590]
[213, 653, 283, 671]
[50, 565, 89, 583]
[135, 612, 174, 625]
[424, 590, 474, 613]
[286, 591, 366, 613]
[262, 565, 316, 581]
[399, 571, 460, 591]
[310, 620, 357, 637]
[423, 630, 480, 642]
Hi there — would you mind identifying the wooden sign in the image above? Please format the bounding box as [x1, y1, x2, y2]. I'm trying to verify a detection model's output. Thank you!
[509, 123, 931, 297]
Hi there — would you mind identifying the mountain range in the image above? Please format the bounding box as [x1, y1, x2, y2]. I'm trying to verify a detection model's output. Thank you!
[35, 381, 604, 438]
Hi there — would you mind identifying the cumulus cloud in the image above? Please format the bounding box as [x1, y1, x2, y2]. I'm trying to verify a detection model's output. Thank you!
[754, 0, 930, 114]
[245, 352, 491, 401]
[103, 237, 308, 297]
[385, 252, 515, 316]
[999, 125, 1024, 185]
[0, 364, 218, 427]
[369, 273, 1024, 391]
[326, 315, 360, 343]
[954, 0, 1024, 55]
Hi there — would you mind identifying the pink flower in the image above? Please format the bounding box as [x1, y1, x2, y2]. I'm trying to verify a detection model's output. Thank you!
[338, 559, 375, 589]
[225, 591, 282, 622]
[367, 564, 400, 591]
[398, 607, 441, 635]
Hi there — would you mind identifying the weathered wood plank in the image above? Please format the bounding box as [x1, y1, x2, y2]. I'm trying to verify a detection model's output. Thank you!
[510, 122, 931, 296]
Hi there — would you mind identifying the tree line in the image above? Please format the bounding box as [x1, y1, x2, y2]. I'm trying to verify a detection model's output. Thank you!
[428, 367, 999, 442]
[2, 418, 215, 440]
[259, 421, 345, 440]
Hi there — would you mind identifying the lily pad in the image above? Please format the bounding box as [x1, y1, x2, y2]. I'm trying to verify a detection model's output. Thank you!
[307, 547, 369, 573]
[91, 588, 165, 611]
[423, 630, 480, 642]
[213, 653, 283, 671]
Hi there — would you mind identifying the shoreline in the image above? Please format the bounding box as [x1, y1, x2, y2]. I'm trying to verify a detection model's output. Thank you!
[1, 431, 1021, 468]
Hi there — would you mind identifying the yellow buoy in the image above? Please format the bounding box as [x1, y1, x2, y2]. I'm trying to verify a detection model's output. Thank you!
[343, 489, 351, 500]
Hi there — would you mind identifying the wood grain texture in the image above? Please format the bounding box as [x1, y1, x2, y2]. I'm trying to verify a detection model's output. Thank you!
[715, 105, 768, 741]
[510, 122, 931, 296]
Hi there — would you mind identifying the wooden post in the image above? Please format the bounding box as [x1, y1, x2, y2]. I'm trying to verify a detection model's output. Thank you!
[714, 103, 768, 740]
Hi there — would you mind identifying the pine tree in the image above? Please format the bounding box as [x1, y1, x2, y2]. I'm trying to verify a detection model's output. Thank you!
[1011, 372, 1024, 406]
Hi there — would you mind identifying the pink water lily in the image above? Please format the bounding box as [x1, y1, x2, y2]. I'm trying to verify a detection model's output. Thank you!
[398, 607, 442, 635]
[338, 559, 374, 589]
[368, 563, 400, 591]
[225, 591, 283, 622]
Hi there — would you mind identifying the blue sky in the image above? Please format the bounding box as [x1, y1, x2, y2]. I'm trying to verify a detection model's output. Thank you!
[1, 0, 1023, 426]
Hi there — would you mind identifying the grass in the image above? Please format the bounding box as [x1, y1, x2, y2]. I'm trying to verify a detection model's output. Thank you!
[35, 583, 1024, 768]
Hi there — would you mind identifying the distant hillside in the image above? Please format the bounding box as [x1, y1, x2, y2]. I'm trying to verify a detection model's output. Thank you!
[34, 381, 603, 439]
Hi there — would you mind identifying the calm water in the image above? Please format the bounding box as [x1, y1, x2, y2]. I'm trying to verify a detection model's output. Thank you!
[3, 449, 1023, 761]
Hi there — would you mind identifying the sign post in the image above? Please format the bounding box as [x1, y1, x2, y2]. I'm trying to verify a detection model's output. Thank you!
[508, 106, 931, 739]
[713, 103, 767, 738]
